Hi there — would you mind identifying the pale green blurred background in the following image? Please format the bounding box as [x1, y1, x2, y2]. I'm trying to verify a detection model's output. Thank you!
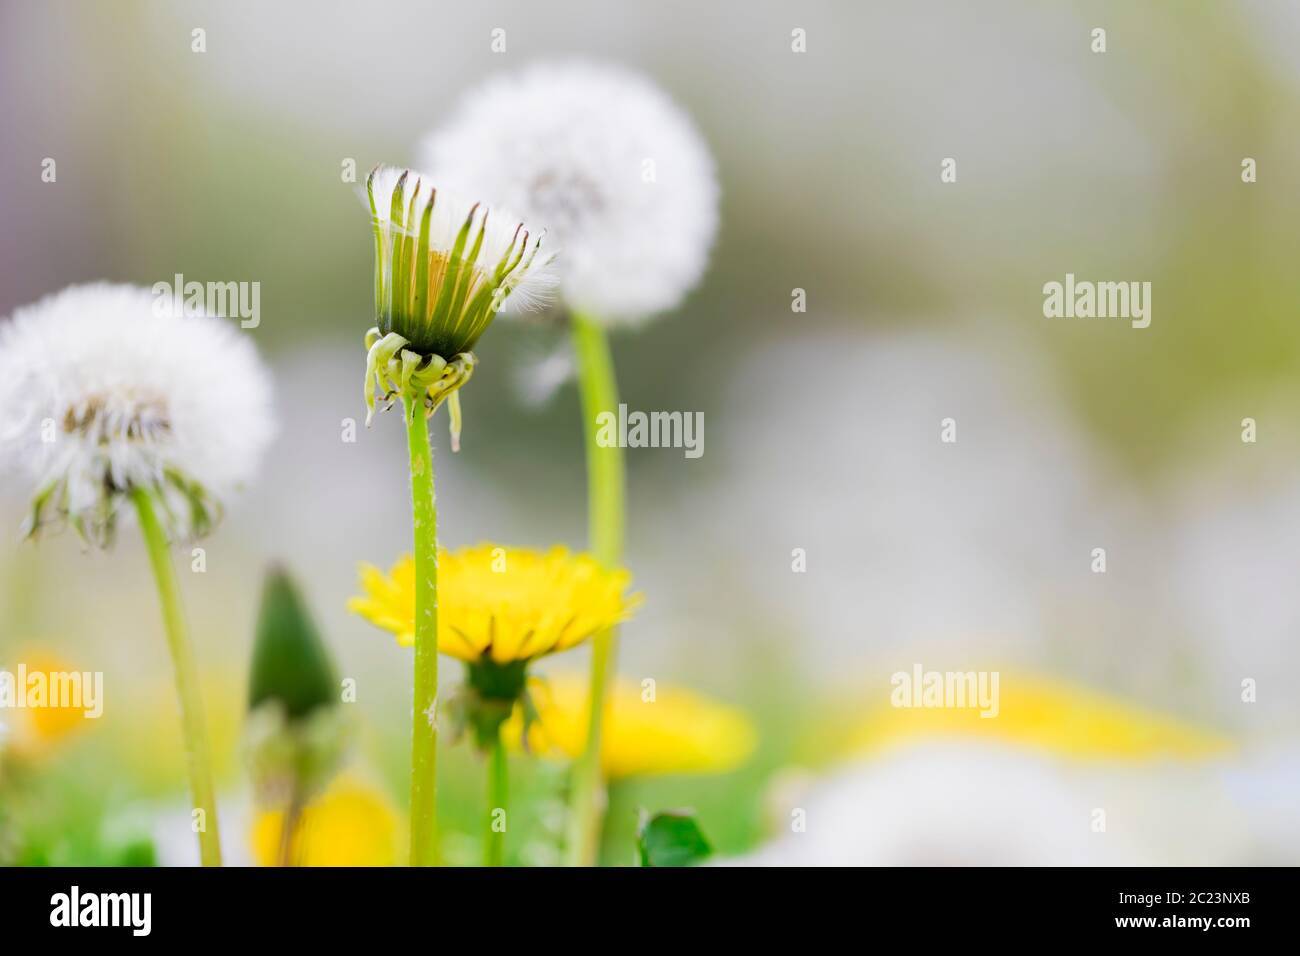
[3, 0, 1300, 864]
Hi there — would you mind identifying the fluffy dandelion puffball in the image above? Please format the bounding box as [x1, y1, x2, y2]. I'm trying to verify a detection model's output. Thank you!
[349, 544, 640, 664]
[366, 164, 557, 359]
[419, 61, 719, 324]
[505, 673, 757, 779]
[0, 283, 274, 542]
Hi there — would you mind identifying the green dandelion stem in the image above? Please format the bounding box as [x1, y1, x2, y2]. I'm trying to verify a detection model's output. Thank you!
[564, 312, 626, 867]
[132, 487, 223, 868]
[405, 394, 441, 867]
[599, 778, 629, 866]
[278, 784, 306, 868]
[485, 728, 508, 867]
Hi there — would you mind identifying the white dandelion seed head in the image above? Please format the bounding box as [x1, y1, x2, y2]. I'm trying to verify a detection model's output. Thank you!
[419, 60, 719, 325]
[0, 282, 275, 543]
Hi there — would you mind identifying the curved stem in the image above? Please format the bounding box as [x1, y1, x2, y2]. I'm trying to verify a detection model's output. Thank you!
[484, 729, 508, 867]
[564, 312, 625, 866]
[132, 488, 222, 867]
[405, 396, 441, 867]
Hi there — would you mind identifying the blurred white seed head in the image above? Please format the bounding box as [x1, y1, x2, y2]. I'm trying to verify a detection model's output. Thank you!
[0, 283, 275, 544]
[726, 743, 1253, 866]
[419, 60, 719, 325]
[512, 341, 576, 407]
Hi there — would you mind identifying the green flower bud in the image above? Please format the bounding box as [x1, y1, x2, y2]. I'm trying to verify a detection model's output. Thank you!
[248, 566, 338, 720]
[360, 165, 556, 441]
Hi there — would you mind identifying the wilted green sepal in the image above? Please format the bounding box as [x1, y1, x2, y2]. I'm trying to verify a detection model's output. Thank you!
[249, 566, 339, 719]
[637, 810, 713, 867]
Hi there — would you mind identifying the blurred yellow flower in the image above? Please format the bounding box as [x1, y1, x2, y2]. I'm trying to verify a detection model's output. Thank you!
[848, 673, 1231, 762]
[348, 544, 640, 664]
[505, 673, 757, 779]
[251, 776, 402, 867]
[3, 650, 96, 755]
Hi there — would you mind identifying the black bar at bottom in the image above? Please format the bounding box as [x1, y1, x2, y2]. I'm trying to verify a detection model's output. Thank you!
[0, 866, 1286, 941]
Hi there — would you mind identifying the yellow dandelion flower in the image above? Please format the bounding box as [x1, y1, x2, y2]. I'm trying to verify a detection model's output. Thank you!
[504, 673, 758, 779]
[25, 655, 90, 745]
[348, 544, 640, 665]
[3, 650, 97, 755]
[847, 672, 1231, 763]
[251, 776, 402, 867]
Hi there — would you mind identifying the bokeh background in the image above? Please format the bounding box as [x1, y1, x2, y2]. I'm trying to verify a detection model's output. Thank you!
[2, 0, 1300, 865]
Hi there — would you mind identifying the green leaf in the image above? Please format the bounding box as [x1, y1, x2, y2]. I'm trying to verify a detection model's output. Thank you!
[248, 566, 338, 720]
[112, 838, 158, 868]
[637, 810, 713, 867]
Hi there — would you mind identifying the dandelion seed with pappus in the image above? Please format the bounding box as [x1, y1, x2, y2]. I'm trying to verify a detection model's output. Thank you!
[0, 283, 275, 867]
[357, 166, 555, 867]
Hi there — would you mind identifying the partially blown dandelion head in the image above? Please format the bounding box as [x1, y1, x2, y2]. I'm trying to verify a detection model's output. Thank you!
[505, 673, 757, 779]
[362, 165, 556, 434]
[420, 61, 719, 324]
[0, 283, 274, 544]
